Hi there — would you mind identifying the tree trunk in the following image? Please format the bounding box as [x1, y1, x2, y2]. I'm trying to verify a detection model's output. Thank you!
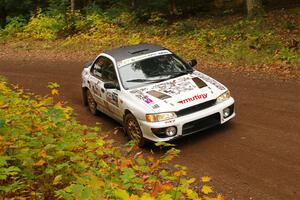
[35, 0, 40, 13]
[170, 0, 178, 15]
[130, 0, 136, 9]
[70, 0, 75, 11]
[246, 0, 263, 16]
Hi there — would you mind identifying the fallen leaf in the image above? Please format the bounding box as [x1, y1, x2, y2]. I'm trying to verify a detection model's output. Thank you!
[53, 174, 62, 185]
[201, 185, 213, 195]
[201, 176, 211, 182]
[35, 159, 46, 166]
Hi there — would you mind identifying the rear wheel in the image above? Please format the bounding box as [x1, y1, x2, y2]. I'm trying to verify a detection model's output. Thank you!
[86, 90, 98, 115]
[124, 114, 145, 147]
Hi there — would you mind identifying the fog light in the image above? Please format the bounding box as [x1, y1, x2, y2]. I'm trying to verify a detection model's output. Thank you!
[165, 127, 177, 137]
[223, 107, 231, 118]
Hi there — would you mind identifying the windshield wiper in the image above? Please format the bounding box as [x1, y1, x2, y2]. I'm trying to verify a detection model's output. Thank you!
[150, 69, 193, 78]
[126, 70, 194, 83]
[168, 70, 193, 78]
[126, 79, 162, 83]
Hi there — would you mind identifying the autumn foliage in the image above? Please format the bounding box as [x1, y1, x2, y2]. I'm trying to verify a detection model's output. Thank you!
[0, 78, 223, 199]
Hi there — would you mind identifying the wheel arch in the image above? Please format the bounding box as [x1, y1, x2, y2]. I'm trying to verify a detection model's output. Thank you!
[123, 109, 132, 124]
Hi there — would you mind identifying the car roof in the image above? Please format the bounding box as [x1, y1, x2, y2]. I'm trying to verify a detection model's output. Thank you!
[104, 43, 166, 62]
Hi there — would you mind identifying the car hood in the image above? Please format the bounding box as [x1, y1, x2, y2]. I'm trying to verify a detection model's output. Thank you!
[128, 71, 228, 113]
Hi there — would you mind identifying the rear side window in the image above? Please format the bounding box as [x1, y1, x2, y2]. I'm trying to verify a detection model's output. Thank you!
[91, 56, 117, 82]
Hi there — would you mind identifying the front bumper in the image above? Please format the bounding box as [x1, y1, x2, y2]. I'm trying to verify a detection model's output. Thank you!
[138, 97, 235, 142]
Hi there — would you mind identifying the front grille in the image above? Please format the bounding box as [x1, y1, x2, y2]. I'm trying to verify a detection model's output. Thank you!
[176, 99, 216, 117]
[182, 113, 220, 135]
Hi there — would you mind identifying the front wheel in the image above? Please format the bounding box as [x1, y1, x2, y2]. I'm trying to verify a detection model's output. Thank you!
[86, 90, 98, 115]
[124, 114, 145, 147]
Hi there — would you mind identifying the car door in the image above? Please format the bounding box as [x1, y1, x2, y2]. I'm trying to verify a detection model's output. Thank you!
[99, 56, 122, 121]
[89, 56, 107, 111]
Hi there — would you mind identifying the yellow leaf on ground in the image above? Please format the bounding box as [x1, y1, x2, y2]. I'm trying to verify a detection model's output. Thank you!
[53, 174, 62, 185]
[51, 89, 59, 95]
[201, 185, 213, 195]
[129, 194, 139, 200]
[114, 188, 129, 200]
[201, 176, 211, 182]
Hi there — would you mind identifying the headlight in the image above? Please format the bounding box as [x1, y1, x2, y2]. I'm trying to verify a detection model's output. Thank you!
[216, 90, 231, 104]
[146, 112, 177, 122]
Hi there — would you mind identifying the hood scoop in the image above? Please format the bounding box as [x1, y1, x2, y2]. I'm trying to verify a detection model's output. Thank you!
[146, 76, 208, 100]
[147, 90, 171, 100]
[192, 77, 207, 88]
[148, 75, 207, 97]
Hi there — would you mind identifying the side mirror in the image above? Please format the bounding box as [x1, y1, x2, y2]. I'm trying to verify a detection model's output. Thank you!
[188, 59, 197, 67]
[104, 82, 120, 90]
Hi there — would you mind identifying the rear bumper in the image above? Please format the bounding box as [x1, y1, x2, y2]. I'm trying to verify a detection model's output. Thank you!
[138, 97, 235, 142]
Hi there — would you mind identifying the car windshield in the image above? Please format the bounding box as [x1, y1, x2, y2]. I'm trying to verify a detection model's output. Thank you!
[118, 54, 192, 89]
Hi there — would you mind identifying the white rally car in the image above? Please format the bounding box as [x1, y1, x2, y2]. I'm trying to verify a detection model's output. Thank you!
[82, 44, 235, 146]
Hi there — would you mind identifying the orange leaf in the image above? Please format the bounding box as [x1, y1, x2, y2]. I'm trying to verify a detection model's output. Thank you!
[162, 183, 173, 191]
[83, 172, 92, 177]
[35, 159, 46, 166]
[147, 156, 154, 162]
[38, 149, 47, 158]
[120, 159, 133, 168]
[173, 170, 186, 177]
[150, 182, 164, 197]
[217, 194, 225, 200]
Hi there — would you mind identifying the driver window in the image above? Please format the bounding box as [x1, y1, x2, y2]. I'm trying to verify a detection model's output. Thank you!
[92, 56, 117, 83]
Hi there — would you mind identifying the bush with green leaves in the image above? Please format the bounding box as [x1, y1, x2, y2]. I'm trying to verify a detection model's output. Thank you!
[19, 10, 65, 40]
[0, 16, 27, 37]
[0, 78, 222, 199]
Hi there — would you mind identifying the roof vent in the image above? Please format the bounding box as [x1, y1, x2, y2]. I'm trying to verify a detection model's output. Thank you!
[128, 48, 149, 54]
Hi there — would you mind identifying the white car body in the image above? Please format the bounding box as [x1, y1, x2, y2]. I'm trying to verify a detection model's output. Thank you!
[82, 44, 235, 142]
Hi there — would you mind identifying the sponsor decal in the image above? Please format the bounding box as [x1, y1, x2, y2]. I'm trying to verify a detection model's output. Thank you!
[152, 104, 160, 109]
[130, 89, 159, 108]
[91, 84, 101, 97]
[106, 92, 119, 107]
[117, 50, 172, 67]
[165, 119, 175, 124]
[177, 93, 208, 104]
[145, 98, 153, 104]
[99, 59, 105, 65]
[151, 78, 197, 96]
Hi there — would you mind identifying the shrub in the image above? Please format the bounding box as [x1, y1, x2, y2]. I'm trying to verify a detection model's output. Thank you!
[0, 78, 221, 199]
[0, 16, 27, 37]
[20, 10, 65, 40]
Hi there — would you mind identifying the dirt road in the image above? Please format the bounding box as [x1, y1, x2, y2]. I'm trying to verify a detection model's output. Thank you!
[1, 57, 299, 200]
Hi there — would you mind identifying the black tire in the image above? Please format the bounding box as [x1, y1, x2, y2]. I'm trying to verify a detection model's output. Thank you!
[82, 88, 88, 106]
[124, 114, 145, 147]
[86, 90, 98, 115]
